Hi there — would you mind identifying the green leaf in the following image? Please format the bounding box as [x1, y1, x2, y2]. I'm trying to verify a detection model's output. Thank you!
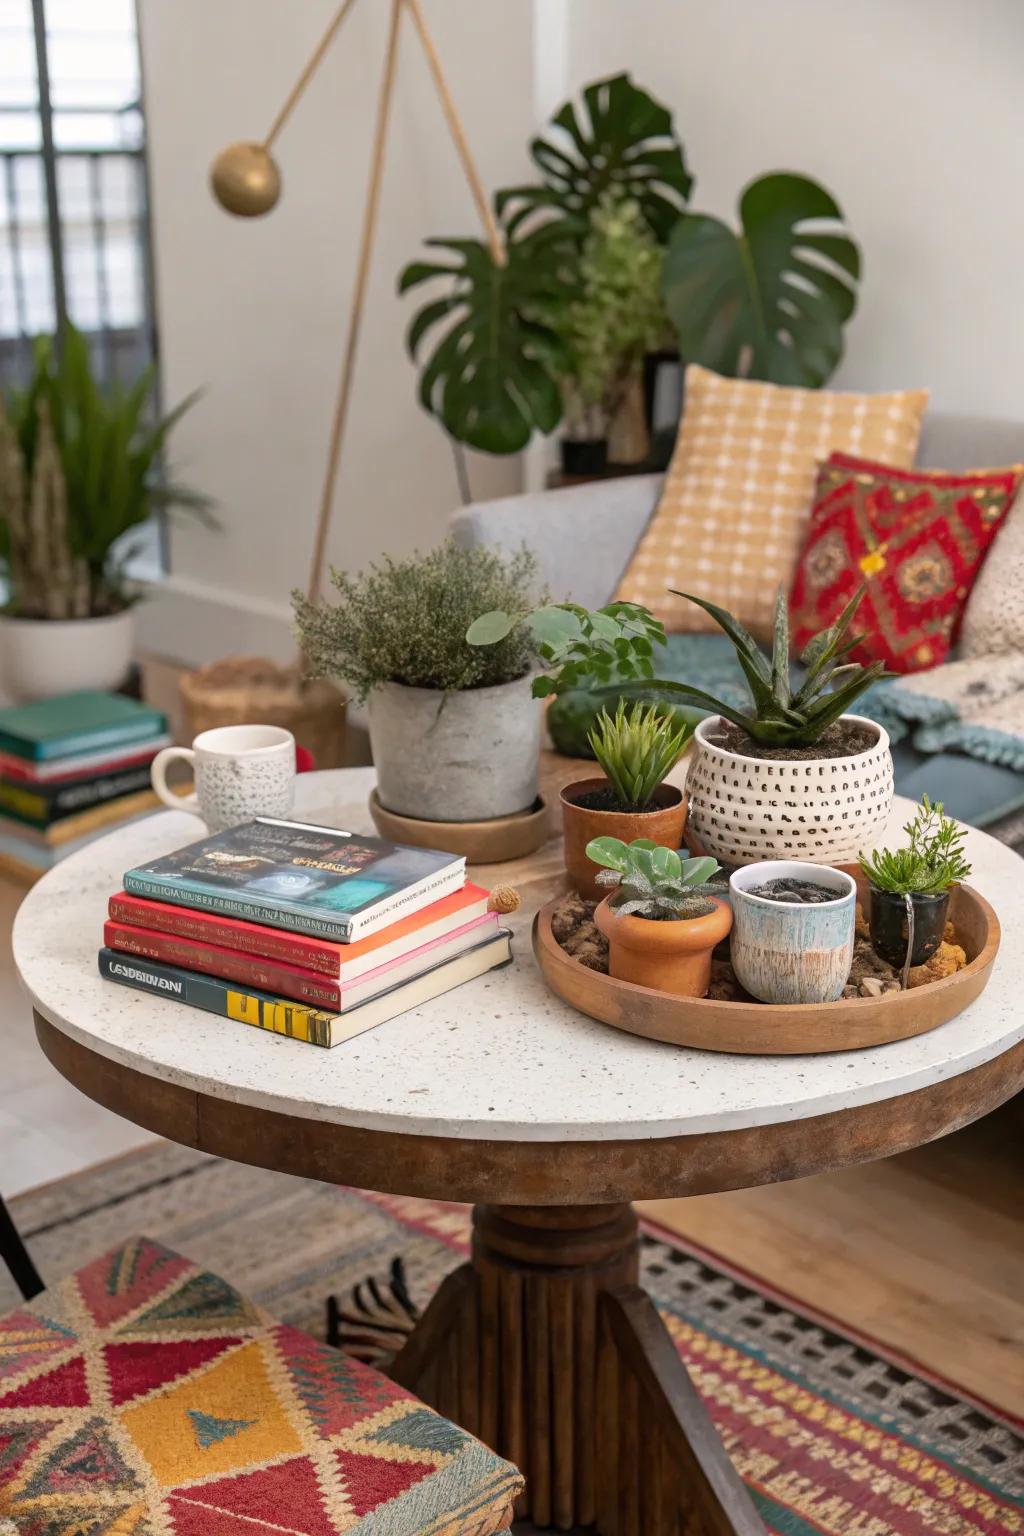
[497, 73, 691, 243]
[649, 845, 681, 881]
[680, 855, 719, 888]
[529, 605, 583, 648]
[466, 610, 515, 646]
[662, 172, 861, 387]
[585, 835, 630, 871]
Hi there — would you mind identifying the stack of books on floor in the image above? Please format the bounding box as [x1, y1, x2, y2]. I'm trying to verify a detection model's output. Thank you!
[99, 816, 513, 1046]
[0, 691, 170, 882]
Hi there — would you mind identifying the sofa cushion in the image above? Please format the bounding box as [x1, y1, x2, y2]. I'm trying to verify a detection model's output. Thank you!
[790, 453, 1022, 672]
[614, 364, 928, 640]
[0, 1235, 521, 1536]
[961, 484, 1024, 658]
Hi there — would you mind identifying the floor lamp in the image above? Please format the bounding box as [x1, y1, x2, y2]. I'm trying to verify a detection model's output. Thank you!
[209, 0, 504, 608]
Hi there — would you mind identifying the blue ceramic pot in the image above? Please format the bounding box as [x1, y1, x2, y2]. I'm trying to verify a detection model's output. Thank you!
[728, 860, 856, 1005]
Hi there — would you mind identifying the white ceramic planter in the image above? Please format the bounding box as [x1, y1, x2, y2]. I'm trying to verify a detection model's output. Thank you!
[0, 609, 135, 701]
[686, 713, 893, 867]
[729, 860, 857, 1004]
[367, 675, 541, 822]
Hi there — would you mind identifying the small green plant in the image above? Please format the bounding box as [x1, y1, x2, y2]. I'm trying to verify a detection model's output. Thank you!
[555, 194, 668, 441]
[859, 795, 972, 895]
[586, 836, 720, 920]
[587, 700, 691, 811]
[0, 322, 207, 618]
[293, 539, 544, 701]
[621, 586, 887, 749]
[466, 599, 665, 697]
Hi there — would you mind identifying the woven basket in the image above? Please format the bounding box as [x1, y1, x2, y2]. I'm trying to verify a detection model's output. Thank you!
[180, 656, 347, 769]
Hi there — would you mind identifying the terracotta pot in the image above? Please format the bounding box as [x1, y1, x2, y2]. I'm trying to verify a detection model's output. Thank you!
[560, 777, 687, 901]
[594, 894, 733, 998]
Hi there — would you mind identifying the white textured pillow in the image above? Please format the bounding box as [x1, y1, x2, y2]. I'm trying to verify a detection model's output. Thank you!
[961, 486, 1024, 657]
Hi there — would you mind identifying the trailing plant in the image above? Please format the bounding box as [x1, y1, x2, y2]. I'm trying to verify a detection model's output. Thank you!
[608, 587, 887, 750]
[293, 539, 543, 701]
[587, 700, 691, 812]
[0, 323, 207, 618]
[661, 173, 860, 387]
[554, 194, 669, 441]
[466, 599, 665, 697]
[586, 836, 720, 920]
[859, 795, 972, 895]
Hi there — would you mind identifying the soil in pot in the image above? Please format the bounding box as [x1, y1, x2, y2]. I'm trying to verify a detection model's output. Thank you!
[710, 718, 878, 762]
[743, 877, 844, 904]
[869, 887, 950, 969]
[560, 777, 687, 901]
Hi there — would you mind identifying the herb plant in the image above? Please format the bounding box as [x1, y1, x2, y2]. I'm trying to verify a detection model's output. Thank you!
[466, 599, 665, 697]
[587, 700, 691, 811]
[586, 836, 720, 920]
[859, 795, 972, 895]
[293, 539, 543, 701]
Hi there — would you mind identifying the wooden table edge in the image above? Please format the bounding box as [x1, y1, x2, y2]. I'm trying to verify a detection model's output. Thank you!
[34, 1010, 1024, 1205]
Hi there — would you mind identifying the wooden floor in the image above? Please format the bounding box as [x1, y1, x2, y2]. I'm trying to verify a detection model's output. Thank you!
[642, 1095, 1024, 1418]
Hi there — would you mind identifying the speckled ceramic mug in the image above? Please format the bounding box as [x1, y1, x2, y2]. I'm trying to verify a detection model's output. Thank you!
[151, 724, 295, 832]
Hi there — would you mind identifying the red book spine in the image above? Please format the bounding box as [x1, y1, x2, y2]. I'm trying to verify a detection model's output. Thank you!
[103, 920, 343, 1009]
[107, 893, 340, 975]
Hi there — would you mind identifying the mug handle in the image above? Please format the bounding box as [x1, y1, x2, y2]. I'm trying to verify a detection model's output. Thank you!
[150, 746, 201, 816]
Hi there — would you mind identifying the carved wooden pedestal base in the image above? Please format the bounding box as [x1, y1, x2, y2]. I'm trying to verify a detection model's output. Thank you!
[391, 1204, 763, 1534]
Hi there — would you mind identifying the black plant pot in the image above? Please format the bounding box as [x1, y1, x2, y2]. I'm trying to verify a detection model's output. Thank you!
[868, 887, 950, 969]
[560, 437, 608, 477]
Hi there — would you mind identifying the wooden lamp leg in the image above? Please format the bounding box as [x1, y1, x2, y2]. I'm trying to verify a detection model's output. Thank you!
[390, 1203, 764, 1535]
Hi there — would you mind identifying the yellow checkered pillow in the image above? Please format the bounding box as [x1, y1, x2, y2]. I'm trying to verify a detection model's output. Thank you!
[615, 365, 929, 639]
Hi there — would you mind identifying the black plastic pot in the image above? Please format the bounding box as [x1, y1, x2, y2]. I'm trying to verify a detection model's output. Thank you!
[868, 887, 950, 969]
[560, 437, 608, 477]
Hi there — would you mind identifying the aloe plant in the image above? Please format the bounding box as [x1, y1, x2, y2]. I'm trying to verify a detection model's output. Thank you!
[585, 836, 720, 919]
[588, 700, 691, 811]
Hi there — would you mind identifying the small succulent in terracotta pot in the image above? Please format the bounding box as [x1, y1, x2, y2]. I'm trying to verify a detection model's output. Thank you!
[859, 795, 972, 969]
[588, 836, 730, 997]
[560, 701, 690, 899]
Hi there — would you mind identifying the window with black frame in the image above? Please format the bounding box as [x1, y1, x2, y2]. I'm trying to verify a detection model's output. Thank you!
[0, 0, 155, 389]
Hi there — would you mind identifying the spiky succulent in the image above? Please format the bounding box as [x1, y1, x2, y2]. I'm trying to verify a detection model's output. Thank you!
[586, 836, 721, 920]
[860, 794, 972, 895]
[611, 585, 887, 749]
[587, 700, 691, 811]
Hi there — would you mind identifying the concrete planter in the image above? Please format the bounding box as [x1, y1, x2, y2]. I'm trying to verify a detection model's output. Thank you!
[686, 713, 893, 867]
[0, 609, 135, 701]
[367, 675, 541, 822]
[729, 861, 856, 1004]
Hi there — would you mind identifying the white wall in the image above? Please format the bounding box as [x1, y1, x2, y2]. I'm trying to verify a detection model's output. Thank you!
[136, 0, 533, 664]
[564, 0, 1024, 415]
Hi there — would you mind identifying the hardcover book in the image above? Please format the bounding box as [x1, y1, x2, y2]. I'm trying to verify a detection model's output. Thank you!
[0, 764, 154, 828]
[0, 692, 166, 762]
[0, 789, 160, 849]
[122, 818, 467, 942]
[97, 929, 513, 1047]
[103, 910, 499, 1009]
[108, 882, 492, 977]
[0, 736, 170, 785]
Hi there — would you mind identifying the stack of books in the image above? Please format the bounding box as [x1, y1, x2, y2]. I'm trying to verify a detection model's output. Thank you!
[98, 817, 513, 1047]
[0, 691, 170, 882]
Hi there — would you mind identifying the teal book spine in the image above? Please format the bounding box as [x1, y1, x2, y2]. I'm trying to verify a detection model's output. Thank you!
[121, 871, 356, 942]
[0, 716, 166, 763]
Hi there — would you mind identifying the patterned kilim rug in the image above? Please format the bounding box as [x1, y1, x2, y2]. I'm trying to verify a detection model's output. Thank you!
[3, 1141, 1022, 1536]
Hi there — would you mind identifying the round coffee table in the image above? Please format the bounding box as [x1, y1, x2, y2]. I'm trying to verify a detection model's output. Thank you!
[14, 768, 1024, 1534]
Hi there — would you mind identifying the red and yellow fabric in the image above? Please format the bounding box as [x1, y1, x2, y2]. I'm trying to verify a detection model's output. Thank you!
[0, 1236, 521, 1535]
[789, 452, 1024, 673]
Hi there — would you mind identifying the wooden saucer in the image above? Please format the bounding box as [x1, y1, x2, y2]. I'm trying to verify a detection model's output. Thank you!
[369, 789, 550, 864]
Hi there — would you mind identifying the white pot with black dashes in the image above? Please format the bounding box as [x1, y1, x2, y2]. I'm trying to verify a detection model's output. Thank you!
[685, 714, 894, 868]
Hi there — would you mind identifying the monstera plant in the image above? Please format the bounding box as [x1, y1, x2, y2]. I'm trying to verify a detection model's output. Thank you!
[400, 77, 862, 454]
[661, 173, 860, 388]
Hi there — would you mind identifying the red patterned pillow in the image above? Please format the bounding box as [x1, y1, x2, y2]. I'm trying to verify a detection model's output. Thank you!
[789, 452, 1023, 672]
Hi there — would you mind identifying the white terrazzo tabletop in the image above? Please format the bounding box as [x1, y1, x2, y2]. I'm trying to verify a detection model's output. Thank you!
[13, 768, 1024, 1144]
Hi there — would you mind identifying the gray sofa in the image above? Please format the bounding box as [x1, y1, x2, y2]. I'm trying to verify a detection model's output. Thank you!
[451, 412, 1024, 833]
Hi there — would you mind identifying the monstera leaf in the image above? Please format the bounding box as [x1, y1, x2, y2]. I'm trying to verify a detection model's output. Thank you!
[661, 173, 861, 386]
[497, 72, 691, 244]
[399, 234, 569, 455]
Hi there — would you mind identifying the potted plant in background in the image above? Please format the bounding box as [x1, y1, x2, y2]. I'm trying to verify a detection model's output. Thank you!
[561, 701, 690, 899]
[859, 795, 972, 968]
[293, 539, 545, 824]
[728, 861, 857, 1004]
[0, 323, 206, 700]
[586, 836, 729, 997]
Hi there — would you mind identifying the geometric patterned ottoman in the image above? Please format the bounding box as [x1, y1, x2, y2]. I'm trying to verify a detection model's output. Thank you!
[0, 1237, 523, 1536]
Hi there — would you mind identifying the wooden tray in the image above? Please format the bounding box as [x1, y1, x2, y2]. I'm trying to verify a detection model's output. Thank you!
[533, 873, 1000, 1055]
[369, 789, 550, 864]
